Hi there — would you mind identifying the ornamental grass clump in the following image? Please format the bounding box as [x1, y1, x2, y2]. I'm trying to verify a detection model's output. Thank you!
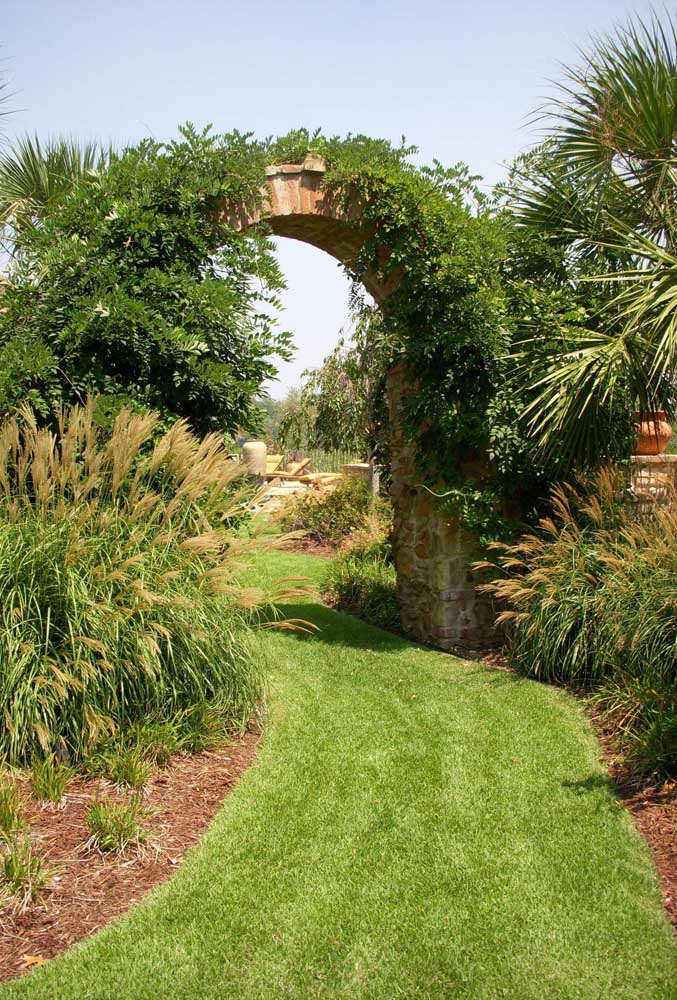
[31, 756, 72, 803]
[323, 537, 400, 633]
[0, 833, 53, 911]
[0, 779, 25, 840]
[479, 468, 677, 777]
[86, 797, 148, 853]
[0, 401, 276, 766]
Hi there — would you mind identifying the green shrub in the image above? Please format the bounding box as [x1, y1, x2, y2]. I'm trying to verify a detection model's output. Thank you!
[0, 401, 268, 765]
[86, 797, 148, 853]
[280, 476, 391, 547]
[32, 756, 72, 803]
[481, 469, 677, 777]
[323, 538, 400, 633]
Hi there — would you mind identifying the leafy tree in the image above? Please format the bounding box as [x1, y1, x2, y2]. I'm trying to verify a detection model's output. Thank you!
[507, 13, 677, 468]
[279, 307, 390, 461]
[253, 394, 284, 445]
[0, 125, 292, 433]
[267, 387, 301, 448]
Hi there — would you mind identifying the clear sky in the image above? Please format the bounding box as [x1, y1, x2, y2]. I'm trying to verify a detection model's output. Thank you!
[2, 0, 663, 397]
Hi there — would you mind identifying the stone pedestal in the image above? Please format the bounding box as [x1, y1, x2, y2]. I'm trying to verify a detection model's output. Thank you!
[386, 365, 496, 652]
[630, 453, 677, 505]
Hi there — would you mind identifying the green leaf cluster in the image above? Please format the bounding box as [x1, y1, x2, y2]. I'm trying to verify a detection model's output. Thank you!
[0, 125, 292, 435]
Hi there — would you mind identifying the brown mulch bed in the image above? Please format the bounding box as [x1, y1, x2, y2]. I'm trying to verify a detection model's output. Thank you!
[286, 537, 335, 558]
[0, 730, 259, 982]
[620, 781, 676, 927]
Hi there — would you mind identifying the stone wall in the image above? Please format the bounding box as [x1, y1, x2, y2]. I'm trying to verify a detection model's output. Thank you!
[387, 365, 497, 652]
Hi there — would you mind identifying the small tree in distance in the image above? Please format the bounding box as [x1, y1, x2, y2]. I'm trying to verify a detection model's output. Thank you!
[279, 308, 391, 465]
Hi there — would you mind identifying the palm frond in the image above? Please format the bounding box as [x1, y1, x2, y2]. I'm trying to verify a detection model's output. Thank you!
[0, 133, 112, 238]
[508, 11, 677, 469]
[511, 324, 650, 470]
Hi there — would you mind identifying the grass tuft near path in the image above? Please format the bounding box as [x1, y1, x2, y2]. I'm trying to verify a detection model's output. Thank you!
[3, 551, 674, 999]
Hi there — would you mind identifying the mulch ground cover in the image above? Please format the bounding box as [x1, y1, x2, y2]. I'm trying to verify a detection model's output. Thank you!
[286, 537, 335, 558]
[0, 730, 259, 982]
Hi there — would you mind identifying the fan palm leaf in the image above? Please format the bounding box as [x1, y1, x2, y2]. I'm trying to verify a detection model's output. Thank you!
[509, 12, 677, 469]
[0, 134, 112, 242]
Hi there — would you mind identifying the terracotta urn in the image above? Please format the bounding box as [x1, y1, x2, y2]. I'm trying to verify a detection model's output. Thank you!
[634, 410, 673, 456]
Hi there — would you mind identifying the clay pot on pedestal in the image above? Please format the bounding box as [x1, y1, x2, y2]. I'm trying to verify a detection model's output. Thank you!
[634, 411, 673, 455]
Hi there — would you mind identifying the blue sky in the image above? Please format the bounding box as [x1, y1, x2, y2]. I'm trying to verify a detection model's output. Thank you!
[3, 0, 661, 396]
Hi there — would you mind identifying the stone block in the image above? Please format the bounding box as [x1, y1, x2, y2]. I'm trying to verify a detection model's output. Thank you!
[394, 551, 414, 577]
[414, 531, 432, 560]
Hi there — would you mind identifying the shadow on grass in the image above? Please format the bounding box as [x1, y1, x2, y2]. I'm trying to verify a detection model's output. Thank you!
[271, 601, 525, 691]
[560, 773, 624, 816]
[272, 601, 411, 653]
[562, 774, 613, 795]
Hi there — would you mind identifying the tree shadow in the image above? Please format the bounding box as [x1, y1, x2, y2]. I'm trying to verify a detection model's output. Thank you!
[562, 774, 615, 795]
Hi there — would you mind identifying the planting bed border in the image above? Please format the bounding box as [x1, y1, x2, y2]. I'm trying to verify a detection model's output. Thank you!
[0, 731, 259, 982]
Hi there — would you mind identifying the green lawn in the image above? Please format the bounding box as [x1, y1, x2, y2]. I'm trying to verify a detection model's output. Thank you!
[4, 550, 674, 1000]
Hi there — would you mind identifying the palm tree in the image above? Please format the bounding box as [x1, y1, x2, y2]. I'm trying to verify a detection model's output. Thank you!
[0, 134, 111, 249]
[510, 12, 677, 469]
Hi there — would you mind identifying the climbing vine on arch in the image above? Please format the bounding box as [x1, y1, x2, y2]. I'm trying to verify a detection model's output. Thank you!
[262, 129, 633, 538]
[0, 123, 625, 535]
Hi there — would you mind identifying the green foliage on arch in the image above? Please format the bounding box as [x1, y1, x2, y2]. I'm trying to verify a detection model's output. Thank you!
[264, 128, 635, 536]
[262, 132, 549, 533]
[0, 124, 626, 534]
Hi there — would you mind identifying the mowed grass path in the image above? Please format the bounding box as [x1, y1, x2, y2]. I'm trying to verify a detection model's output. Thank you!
[5, 551, 674, 1000]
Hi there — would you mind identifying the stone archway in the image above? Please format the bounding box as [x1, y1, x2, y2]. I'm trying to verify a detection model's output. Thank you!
[220, 156, 494, 652]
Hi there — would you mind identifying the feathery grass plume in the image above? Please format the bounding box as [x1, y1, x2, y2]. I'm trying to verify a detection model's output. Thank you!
[478, 468, 677, 777]
[0, 400, 297, 765]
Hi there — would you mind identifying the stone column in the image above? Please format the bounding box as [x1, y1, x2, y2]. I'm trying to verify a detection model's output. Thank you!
[386, 365, 496, 652]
